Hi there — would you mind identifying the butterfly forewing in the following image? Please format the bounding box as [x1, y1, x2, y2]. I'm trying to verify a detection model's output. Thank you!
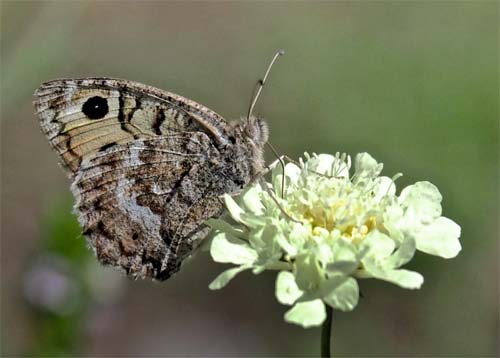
[34, 78, 230, 174]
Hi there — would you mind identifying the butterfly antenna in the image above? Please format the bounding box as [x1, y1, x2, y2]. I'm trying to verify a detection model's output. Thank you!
[246, 49, 287, 198]
[246, 49, 285, 121]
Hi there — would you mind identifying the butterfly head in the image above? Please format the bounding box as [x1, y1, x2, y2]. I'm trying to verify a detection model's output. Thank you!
[224, 116, 269, 184]
[241, 115, 269, 148]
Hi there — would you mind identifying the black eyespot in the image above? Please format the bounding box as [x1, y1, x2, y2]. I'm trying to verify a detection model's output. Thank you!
[228, 136, 236, 144]
[82, 96, 108, 120]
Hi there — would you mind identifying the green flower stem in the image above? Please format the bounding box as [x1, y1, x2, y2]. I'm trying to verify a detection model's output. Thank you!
[321, 305, 333, 357]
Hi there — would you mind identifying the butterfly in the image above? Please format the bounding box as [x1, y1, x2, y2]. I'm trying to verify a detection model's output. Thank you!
[32, 59, 281, 281]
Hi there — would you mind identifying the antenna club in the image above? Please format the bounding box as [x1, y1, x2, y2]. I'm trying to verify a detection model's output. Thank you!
[277, 49, 285, 56]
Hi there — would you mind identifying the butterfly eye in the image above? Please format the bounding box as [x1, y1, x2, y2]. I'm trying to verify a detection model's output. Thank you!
[82, 96, 109, 120]
[244, 126, 254, 138]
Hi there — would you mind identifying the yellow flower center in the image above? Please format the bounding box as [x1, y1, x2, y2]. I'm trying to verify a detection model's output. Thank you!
[299, 195, 378, 244]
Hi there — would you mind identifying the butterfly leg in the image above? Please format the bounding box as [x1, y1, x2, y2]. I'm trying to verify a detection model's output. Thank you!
[256, 177, 301, 223]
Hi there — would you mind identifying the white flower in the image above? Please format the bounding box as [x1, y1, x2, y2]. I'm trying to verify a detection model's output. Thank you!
[208, 152, 461, 327]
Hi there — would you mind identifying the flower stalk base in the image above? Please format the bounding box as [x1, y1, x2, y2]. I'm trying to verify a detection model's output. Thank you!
[321, 305, 333, 357]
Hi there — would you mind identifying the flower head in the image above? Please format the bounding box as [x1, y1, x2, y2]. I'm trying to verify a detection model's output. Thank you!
[208, 153, 461, 327]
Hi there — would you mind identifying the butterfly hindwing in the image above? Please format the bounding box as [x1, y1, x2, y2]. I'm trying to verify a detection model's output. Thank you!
[71, 134, 224, 280]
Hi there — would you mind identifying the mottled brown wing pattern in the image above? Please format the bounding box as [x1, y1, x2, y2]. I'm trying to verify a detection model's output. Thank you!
[34, 77, 268, 281]
[34, 78, 232, 174]
[71, 134, 224, 280]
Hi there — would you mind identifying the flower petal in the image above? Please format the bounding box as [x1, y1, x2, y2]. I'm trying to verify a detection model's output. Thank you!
[240, 184, 265, 215]
[288, 222, 308, 252]
[414, 217, 461, 258]
[223, 194, 245, 223]
[383, 269, 424, 289]
[323, 277, 359, 311]
[273, 163, 301, 193]
[325, 260, 359, 275]
[354, 152, 383, 178]
[373, 176, 396, 201]
[332, 237, 357, 260]
[240, 212, 266, 227]
[317, 154, 346, 176]
[276, 271, 303, 305]
[384, 202, 404, 230]
[275, 232, 297, 256]
[284, 299, 326, 327]
[317, 275, 348, 295]
[284, 162, 302, 183]
[325, 238, 359, 274]
[210, 233, 257, 265]
[363, 258, 423, 289]
[205, 218, 246, 239]
[294, 253, 323, 292]
[384, 235, 416, 268]
[209, 266, 250, 290]
[399, 182, 442, 225]
[362, 230, 395, 259]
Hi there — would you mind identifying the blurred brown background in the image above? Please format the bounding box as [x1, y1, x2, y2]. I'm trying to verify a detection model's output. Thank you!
[1, 1, 498, 357]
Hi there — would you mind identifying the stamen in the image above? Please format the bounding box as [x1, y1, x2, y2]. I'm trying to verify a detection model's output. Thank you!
[385, 173, 403, 196]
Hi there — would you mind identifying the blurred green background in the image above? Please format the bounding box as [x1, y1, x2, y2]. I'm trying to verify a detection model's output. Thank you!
[1, 1, 498, 356]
